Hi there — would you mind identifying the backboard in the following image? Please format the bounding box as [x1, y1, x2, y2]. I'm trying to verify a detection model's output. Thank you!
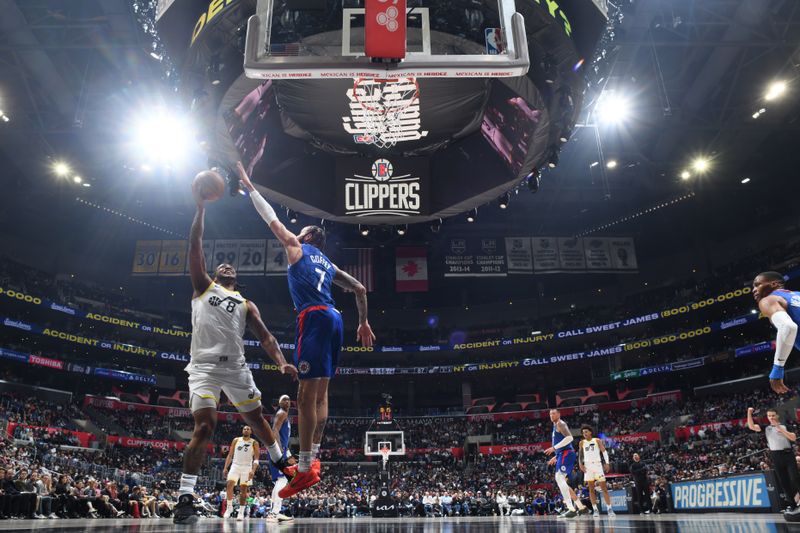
[365, 430, 405, 456]
[244, 0, 529, 79]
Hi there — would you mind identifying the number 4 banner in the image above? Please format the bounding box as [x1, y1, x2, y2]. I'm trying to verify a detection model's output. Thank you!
[265, 239, 287, 276]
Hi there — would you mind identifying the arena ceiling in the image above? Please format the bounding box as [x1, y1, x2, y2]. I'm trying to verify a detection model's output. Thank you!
[0, 0, 799, 252]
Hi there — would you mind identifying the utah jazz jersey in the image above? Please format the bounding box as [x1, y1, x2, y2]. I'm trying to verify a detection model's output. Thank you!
[190, 282, 247, 363]
[231, 437, 256, 467]
[288, 244, 336, 312]
[772, 289, 800, 349]
[581, 438, 603, 465]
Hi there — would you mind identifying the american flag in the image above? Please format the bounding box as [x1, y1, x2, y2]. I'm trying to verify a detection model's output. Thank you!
[339, 248, 375, 292]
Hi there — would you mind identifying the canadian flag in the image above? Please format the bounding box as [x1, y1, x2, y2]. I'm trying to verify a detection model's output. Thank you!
[395, 247, 428, 292]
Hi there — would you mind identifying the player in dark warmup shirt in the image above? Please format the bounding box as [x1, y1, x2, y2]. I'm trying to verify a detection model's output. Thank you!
[236, 162, 376, 498]
[752, 271, 800, 393]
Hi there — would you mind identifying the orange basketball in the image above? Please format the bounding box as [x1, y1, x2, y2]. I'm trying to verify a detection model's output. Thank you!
[192, 170, 225, 202]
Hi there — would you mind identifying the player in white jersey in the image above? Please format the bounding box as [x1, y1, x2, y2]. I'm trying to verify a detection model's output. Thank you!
[578, 426, 614, 517]
[173, 188, 299, 525]
[222, 426, 260, 520]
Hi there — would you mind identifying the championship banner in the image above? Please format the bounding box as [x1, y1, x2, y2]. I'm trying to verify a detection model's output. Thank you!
[531, 237, 559, 272]
[671, 473, 773, 510]
[444, 237, 507, 277]
[584, 237, 613, 270]
[6, 423, 95, 448]
[396, 247, 429, 292]
[557, 237, 586, 270]
[505, 237, 533, 274]
[235, 239, 267, 275]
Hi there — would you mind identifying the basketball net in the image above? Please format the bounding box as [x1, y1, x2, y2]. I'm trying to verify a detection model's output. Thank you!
[379, 445, 390, 469]
[353, 77, 419, 149]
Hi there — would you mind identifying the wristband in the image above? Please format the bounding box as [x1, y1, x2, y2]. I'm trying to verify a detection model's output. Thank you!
[770, 364, 785, 380]
[252, 460, 259, 467]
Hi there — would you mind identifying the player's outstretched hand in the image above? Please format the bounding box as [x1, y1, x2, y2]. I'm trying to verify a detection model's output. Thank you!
[235, 161, 255, 192]
[544, 447, 555, 456]
[281, 363, 299, 381]
[547, 457, 556, 466]
[770, 378, 790, 394]
[357, 322, 376, 348]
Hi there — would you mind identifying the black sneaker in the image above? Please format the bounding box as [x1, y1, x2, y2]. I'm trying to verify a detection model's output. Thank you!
[577, 506, 590, 515]
[271, 456, 297, 478]
[173, 494, 199, 525]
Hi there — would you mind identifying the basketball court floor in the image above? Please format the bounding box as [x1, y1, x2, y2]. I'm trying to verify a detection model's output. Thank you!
[0, 514, 790, 532]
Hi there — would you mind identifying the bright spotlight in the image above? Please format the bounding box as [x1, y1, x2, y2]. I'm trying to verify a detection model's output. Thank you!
[359, 225, 370, 236]
[606, 159, 618, 169]
[691, 158, 710, 173]
[53, 162, 71, 177]
[132, 110, 196, 165]
[680, 170, 691, 180]
[73, 176, 82, 184]
[765, 80, 787, 101]
[595, 92, 631, 124]
[741, 177, 751, 184]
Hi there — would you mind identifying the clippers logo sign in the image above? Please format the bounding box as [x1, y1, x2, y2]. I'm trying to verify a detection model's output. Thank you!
[336, 158, 429, 217]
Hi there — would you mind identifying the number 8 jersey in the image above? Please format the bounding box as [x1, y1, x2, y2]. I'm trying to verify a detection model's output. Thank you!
[288, 244, 337, 312]
[190, 283, 247, 364]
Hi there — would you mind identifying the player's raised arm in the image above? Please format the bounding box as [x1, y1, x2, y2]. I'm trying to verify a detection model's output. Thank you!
[189, 198, 213, 297]
[235, 162, 303, 264]
[245, 300, 298, 381]
[759, 294, 798, 394]
[747, 407, 762, 432]
[332, 266, 376, 347]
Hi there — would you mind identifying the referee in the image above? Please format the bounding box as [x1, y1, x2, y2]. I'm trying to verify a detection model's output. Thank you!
[747, 407, 800, 516]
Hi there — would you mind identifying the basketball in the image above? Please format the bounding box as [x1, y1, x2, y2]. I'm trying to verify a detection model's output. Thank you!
[192, 170, 225, 202]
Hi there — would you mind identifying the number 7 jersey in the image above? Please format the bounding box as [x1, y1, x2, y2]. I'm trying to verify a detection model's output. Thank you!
[288, 244, 337, 312]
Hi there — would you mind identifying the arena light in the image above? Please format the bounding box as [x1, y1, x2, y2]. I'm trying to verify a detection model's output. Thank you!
[741, 177, 751, 184]
[531, 330, 542, 335]
[53, 161, 71, 177]
[692, 157, 710, 173]
[606, 159, 618, 169]
[395, 224, 407, 236]
[527, 169, 541, 193]
[547, 149, 559, 169]
[131, 109, 196, 166]
[287, 209, 298, 224]
[466, 209, 477, 223]
[680, 170, 691, 180]
[359, 225, 370, 236]
[430, 219, 441, 233]
[765, 80, 787, 101]
[595, 91, 631, 124]
[498, 193, 510, 209]
[73, 175, 82, 184]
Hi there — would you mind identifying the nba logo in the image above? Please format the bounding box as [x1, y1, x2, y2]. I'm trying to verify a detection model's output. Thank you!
[371, 158, 393, 182]
[485, 28, 505, 55]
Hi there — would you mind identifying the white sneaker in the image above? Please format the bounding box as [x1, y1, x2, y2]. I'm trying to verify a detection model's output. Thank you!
[265, 513, 278, 523]
[276, 513, 294, 522]
[608, 509, 616, 517]
[237, 507, 245, 521]
[223, 505, 233, 519]
[593, 509, 600, 517]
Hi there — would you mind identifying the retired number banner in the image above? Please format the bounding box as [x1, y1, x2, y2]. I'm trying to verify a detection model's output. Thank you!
[444, 237, 507, 277]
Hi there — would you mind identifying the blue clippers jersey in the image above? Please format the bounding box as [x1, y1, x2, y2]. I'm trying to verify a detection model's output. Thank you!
[288, 244, 336, 312]
[772, 289, 800, 350]
[277, 410, 290, 449]
[552, 422, 573, 451]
